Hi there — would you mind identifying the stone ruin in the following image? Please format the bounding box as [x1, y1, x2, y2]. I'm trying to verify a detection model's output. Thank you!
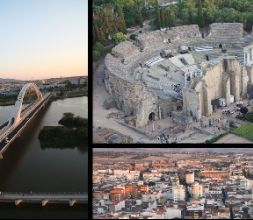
[103, 23, 253, 127]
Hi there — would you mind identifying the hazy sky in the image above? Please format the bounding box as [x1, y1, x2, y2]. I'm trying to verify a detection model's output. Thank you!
[0, 0, 87, 80]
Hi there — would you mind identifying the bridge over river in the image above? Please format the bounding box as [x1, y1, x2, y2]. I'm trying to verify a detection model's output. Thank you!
[0, 192, 88, 206]
[0, 83, 51, 159]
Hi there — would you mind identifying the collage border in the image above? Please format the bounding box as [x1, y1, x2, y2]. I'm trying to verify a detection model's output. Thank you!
[87, 0, 253, 218]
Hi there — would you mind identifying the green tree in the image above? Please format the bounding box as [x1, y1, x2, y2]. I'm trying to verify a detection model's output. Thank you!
[197, 0, 204, 27]
[160, 8, 165, 27]
[116, 5, 126, 33]
[134, 0, 144, 27]
[93, 42, 105, 61]
[164, 9, 170, 27]
[113, 32, 127, 44]
[155, 0, 161, 28]
[167, 8, 176, 26]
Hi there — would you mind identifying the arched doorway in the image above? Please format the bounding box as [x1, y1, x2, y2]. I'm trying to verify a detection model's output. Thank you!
[219, 43, 222, 49]
[148, 112, 155, 121]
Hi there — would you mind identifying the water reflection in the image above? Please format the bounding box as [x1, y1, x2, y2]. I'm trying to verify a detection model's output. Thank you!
[0, 97, 87, 193]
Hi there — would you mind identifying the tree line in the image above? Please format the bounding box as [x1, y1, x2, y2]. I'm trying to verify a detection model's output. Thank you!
[93, 0, 253, 61]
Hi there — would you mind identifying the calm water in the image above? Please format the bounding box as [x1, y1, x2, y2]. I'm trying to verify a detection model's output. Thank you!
[0, 96, 88, 219]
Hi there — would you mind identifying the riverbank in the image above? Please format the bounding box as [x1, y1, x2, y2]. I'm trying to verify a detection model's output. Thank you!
[38, 113, 88, 152]
[50, 91, 87, 101]
[0, 86, 87, 106]
[0, 96, 87, 193]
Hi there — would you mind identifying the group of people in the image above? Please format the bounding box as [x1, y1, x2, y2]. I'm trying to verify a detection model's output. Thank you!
[171, 83, 182, 95]
[156, 133, 170, 144]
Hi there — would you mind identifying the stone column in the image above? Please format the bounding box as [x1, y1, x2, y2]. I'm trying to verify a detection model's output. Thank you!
[196, 92, 202, 120]
[203, 83, 212, 116]
[241, 67, 248, 97]
[224, 77, 231, 106]
[247, 65, 253, 84]
[251, 48, 253, 62]
[232, 73, 240, 101]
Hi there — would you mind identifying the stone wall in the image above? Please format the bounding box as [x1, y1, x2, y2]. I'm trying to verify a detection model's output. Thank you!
[183, 88, 201, 120]
[246, 65, 253, 84]
[104, 64, 158, 127]
[183, 58, 247, 119]
[158, 98, 182, 119]
[111, 41, 139, 62]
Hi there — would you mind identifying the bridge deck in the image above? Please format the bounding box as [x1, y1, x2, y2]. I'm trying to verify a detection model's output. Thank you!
[0, 93, 51, 157]
[0, 193, 88, 200]
[0, 192, 88, 205]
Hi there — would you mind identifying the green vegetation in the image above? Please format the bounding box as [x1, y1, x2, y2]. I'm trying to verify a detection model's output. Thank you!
[245, 112, 253, 122]
[113, 32, 127, 44]
[93, 42, 105, 61]
[93, 0, 154, 60]
[49, 82, 88, 99]
[39, 113, 88, 152]
[0, 91, 39, 106]
[232, 123, 253, 141]
[131, 154, 148, 160]
[0, 94, 17, 106]
[93, 0, 253, 61]
[236, 112, 253, 123]
[205, 132, 229, 144]
[59, 112, 88, 128]
[177, 0, 253, 31]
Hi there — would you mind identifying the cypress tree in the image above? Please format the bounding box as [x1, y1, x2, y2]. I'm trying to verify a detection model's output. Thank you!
[164, 9, 170, 27]
[160, 8, 165, 27]
[116, 5, 126, 33]
[197, 0, 204, 27]
[155, 0, 161, 28]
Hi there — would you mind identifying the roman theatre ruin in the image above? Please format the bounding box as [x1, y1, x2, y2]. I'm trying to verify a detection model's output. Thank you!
[104, 23, 253, 127]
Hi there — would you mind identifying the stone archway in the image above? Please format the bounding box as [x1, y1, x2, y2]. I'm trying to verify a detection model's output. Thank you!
[148, 112, 155, 121]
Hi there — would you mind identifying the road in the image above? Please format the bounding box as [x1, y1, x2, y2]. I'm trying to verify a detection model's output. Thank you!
[0, 94, 51, 153]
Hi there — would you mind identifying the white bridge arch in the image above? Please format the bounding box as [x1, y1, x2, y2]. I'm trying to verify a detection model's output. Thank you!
[7, 83, 43, 127]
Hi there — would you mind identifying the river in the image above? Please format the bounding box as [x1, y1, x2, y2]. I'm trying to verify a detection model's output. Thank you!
[0, 96, 88, 219]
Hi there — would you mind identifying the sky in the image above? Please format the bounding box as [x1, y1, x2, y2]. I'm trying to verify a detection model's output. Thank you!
[0, 0, 87, 80]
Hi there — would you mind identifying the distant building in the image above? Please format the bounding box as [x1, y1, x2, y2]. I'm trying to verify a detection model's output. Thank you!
[201, 170, 230, 179]
[172, 184, 186, 202]
[185, 171, 195, 184]
[190, 182, 203, 199]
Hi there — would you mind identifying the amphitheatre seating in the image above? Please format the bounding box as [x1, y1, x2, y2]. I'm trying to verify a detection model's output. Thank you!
[207, 23, 243, 42]
[144, 56, 164, 67]
[137, 30, 165, 49]
[170, 25, 201, 39]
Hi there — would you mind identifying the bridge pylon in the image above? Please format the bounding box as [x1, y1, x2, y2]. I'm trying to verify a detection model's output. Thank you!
[7, 83, 43, 128]
[42, 199, 49, 206]
[69, 199, 77, 206]
[15, 199, 23, 206]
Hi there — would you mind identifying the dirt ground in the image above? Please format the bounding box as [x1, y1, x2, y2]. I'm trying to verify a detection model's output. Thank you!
[92, 59, 155, 143]
[215, 133, 253, 143]
[92, 127, 133, 143]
